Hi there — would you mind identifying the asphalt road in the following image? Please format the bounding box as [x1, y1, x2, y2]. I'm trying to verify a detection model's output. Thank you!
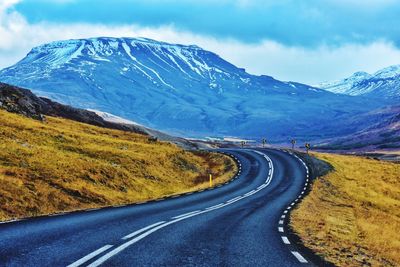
[0, 148, 313, 266]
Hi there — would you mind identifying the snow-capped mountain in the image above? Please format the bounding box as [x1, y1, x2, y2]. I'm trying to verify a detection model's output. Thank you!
[318, 65, 400, 98]
[317, 71, 372, 95]
[1, 37, 315, 95]
[0, 37, 387, 141]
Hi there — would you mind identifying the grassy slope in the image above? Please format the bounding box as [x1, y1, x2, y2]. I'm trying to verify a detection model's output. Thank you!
[291, 153, 400, 267]
[0, 109, 236, 221]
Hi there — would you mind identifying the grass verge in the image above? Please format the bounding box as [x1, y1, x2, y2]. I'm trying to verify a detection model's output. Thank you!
[0, 109, 236, 221]
[291, 152, 400, 267]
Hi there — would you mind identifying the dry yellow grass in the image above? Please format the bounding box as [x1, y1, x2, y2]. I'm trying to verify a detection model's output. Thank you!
[0, 109, 236, 221]
[291, 152, 400, 267]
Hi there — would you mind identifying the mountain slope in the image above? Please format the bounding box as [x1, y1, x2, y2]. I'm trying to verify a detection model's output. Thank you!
[317, 71, 372, 95]
[0, 82, 200, 149]
[0, 37, 387, 141]
[318, 65, 400, 98]
[0, 82, 147, 133]
[0, 101, 236, 221]
[316, 105, 400, 150]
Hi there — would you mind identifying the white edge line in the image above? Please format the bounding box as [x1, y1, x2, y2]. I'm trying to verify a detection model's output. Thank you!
[79, 150, 276, 267]
[89, 207, 222, 267]
[291, 251, 308, 263]
[172, 210, 201, 219]
[205, 203, 225, 210]
[244, 190, 257, 196]
[226, 196, 243, 203]
[66, 244, 113, 267]
[122, 221, 166, 240]
[280, 151, 312, 264]
[0, 219, 24, 224]
[282, 236, 290, 244]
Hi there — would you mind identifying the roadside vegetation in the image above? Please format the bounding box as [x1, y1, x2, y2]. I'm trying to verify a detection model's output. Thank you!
[0, 109, 236, 221]
[291, 152, 400, 267]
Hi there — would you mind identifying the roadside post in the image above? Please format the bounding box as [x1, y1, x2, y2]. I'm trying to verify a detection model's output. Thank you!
[291, 139, 297, 150]
[305, 143, 311, 154]
[209, 173, 213, 187]
[262, 138, 267, 147]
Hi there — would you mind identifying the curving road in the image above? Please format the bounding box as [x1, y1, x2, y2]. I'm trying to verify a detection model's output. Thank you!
[0, 148, 313, 266]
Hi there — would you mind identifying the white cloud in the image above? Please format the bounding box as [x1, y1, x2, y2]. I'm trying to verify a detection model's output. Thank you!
[206, 40, 400, 84]
[0, 0, 20, 13]
[326, 0, 397, 8]
[0, 1, 400, 84]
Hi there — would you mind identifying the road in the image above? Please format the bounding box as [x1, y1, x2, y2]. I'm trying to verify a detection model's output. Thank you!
[0, 148, 313, 266]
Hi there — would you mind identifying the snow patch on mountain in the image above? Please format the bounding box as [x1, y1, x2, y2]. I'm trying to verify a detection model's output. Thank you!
[318, 66, 400, 98]
[87, 109, 141, 126]
[318, 71, 372, 95]
[373, 65, 400, 79]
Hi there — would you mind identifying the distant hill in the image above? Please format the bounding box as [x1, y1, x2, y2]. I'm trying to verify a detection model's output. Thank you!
[0, 37, 387, 142]
[315, 105, 400, 150]
[318, 65, 400, 99]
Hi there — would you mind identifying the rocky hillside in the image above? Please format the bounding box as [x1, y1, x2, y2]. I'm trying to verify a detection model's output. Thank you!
[0, 104, 236, 221]
[0, 82, 200, 148]
[0, 82, 146, 133]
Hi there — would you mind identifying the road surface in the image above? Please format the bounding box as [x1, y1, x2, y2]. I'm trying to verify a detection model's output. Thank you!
[0, 148, 313, 266]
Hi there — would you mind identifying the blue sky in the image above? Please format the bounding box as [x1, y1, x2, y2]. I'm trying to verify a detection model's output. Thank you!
[1, 0, 400, 84]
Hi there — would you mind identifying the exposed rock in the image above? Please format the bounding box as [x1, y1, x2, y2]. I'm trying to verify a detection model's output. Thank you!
[0, 82, 202, 149]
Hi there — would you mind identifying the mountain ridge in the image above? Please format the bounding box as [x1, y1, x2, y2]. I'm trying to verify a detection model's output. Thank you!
[0, 37, 388, 141]
[318, 65, 400, 98]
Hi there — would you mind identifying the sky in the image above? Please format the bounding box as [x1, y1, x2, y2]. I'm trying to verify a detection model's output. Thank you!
[1, 0, 400, 84]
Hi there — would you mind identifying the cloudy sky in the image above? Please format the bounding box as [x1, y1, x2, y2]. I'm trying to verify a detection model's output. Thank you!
[1, 0, 400, 84]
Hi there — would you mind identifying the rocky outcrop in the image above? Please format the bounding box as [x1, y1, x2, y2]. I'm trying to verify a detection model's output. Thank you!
[0, 82, 147, 134]
[0, 82, 201, 149]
